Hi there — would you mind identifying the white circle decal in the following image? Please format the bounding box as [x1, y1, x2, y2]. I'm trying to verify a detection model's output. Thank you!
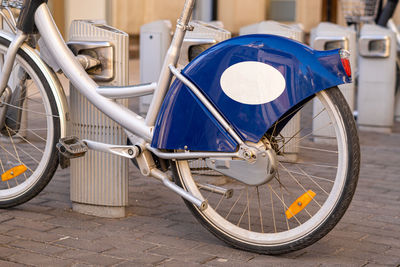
[220, 61, 286, 105]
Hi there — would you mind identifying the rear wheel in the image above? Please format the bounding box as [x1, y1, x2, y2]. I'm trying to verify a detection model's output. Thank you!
[0, 36, 60, 208]
[172, 87, 360, 254]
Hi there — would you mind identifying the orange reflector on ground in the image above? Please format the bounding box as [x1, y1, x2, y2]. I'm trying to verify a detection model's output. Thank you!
[1, 165, 27, 182]
[286, 190, 316, 219]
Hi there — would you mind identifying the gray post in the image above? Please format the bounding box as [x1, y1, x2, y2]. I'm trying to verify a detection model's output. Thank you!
[310, 22, 357, 141]
[358, 24, 396, 133]
[69, 20, 130, 218]
[139, 21, 172, 116]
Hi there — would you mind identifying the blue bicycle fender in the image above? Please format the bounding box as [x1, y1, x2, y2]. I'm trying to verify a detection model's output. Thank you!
[151, 34, 351, 152]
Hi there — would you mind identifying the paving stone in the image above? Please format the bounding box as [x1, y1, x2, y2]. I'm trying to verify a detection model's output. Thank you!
[44, 215, 102, 230]
[103, 248, 166, 264]
[56, 249, 123, 266]
[147, 245, 216, 265]
[194, 243, 258, 262]
[111, 260, 148, 267]
[139, 233, 202, 251]
[384, 247, 400, 257]
[0, 214, 13, 224]
[204, 257, 255, 267]
[0, 234, 15, 245]
[17, 203, 54, 213]
[39, 200, 72, 210]
[364, 235, 400, 248]
[54, 236, 115, 253]
[6, 209, 54, 221]
[6, 251, 75, 266]
[5, 228, 62, 243]
[368, 253, 400, 266]
[49, 227, 105, 241]
[3, 218, 58, 232]
[170, 250, 220, 265]
[10, 240, 67, 255]
[0, 259, 25, 267]
[0, 246, 18, 258]
[158, 258, 204, 267]
[95, 235, 156, 252]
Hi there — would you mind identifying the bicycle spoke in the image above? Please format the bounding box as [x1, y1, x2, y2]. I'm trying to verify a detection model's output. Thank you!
[282, 169, 334, 183]
[278, 121, 333, 153]
[268, 184, 301, 225]
[225, 189, 244, 220]
[279, 184, 290, 230]
[268, 185, 277, 233]
[297, 166, 329, 196]
[256, 187, 264, 233]
[296, 145, 338, 154]
[237, 187, 249, 227]
[0, 101, 59, 118]
[279, 162, 322, 208]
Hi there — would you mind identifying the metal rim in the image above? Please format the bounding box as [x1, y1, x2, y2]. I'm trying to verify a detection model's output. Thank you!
[0, 43, 55, 201]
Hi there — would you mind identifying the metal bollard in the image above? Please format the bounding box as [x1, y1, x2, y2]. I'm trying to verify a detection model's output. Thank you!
[358, 24, 396, 133]
[310, 22, 357, 141]
[68, 20, 130, 218]
[240, 21, 303, 162]
[311, 22, 357, 110]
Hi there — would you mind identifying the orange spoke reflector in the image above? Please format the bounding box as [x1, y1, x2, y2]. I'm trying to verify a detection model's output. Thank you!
[286, 190, 316, 219]
[2, 165, 27, 182]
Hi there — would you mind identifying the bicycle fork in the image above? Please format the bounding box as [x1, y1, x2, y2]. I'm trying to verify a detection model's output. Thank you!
[0, 31, 27, 130]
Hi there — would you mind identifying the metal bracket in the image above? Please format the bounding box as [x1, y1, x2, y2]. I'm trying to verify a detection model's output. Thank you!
[83, 139, 140, 159]
[67, 41, 114, 82]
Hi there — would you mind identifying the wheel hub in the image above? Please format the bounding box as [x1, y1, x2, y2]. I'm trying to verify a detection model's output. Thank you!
[205, 144, 277, 186]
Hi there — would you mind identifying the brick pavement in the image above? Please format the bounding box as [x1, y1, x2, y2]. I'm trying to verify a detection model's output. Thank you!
[0, 122, 398, 266]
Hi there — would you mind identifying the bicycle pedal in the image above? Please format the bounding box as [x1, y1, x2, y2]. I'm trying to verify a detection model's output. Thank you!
[56, 136, 88, 159]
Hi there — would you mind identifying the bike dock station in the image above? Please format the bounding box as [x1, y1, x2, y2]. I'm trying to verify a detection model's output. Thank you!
[358, 24, 397, 133]
[68, 20, 130, 218]
[310, 22, 357, 139]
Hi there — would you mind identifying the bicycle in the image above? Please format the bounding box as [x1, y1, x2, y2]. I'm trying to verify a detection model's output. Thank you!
[0, 0, 360, 254]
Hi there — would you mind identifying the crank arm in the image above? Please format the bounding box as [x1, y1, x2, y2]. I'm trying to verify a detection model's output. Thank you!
[83, 139, 140, 159]
[136, 150, 208, 211]
[151, 168, 208, 211]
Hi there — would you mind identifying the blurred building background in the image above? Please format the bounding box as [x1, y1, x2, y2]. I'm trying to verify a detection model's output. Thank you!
[47, 0, 400, 52]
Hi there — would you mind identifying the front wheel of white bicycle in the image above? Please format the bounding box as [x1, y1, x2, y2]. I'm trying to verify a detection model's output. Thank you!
[172, 87, 360, 254]
[0, 36, 61, 208]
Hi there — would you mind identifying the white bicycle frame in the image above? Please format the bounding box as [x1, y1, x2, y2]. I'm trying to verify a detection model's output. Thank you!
[34, 0, 250, 154]
[0, 0, 261, 209]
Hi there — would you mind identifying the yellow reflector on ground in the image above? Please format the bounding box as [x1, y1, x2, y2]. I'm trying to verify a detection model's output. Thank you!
[286, 190, 316, 219]
[1, 165, 27, 182]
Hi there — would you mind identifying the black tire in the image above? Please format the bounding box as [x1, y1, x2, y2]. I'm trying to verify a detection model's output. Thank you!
[171, 87, 360, 254]
[0, 36, 60, 208]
